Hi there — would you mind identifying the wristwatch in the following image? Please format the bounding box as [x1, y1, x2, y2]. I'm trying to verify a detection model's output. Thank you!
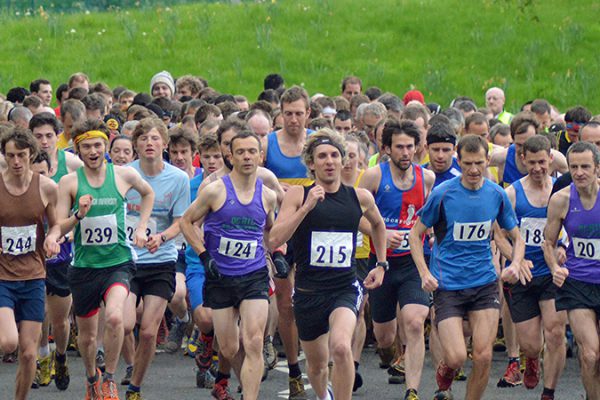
[376, 261, 389, 272]
[160, 233, 167, 244]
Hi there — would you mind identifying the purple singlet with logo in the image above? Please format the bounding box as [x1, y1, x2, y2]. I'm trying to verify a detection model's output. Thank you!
[203, 175, 267, 276]
[564, 184, 600, 284]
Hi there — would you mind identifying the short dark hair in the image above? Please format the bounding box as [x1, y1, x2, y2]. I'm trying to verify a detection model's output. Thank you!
[23, 95, 43, 109]
[564, 106, 592, 124]
[29, 112, 60, 135]
[341, 76, 362, 92]
[168, 126, 198, 152]
[6, 87, 30, 104]
[230, 130, 262, 153]
[381, 119, 421, 149]
[33, 150, 51, 171]
[334, 109, 352, 122]
[56, 83, 69, 103]
[30, 79, 51, 93]
[0, 126, 39, 160]
[457, 134, 488, 159]
[195, 104, 222, 127]
[567, 141, 600, 165]
[530, 99, 551, 115]
[426, 122, 456, 145]
[280, 86, 309, 110]
[365, 87, 382, 101]
[82, 93, 105, 112]
[522, 135, 551, 156]
[258, 89, 280, 105]
[264, 74, 284, 91]
[510, 112, 539, 138]
[109, 135, 133, 153]
[216, 118, 248, 144]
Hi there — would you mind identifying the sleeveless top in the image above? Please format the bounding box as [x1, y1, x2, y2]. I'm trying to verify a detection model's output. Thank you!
[48, 149, 72, 265]
[370, 162, 425, 257]
[73, 164, 132, 268]
[353, 170, 370, 260]
[513, 179, 550, 277]
[51, 150, 69, 184]
[0, 173, 46, 281]
[502, 144, 526, 187]
[265, 131, 313, 186]
[203, 175, 267, 276]
[564, 184, 600, 284]
[292, 184, 363, 291]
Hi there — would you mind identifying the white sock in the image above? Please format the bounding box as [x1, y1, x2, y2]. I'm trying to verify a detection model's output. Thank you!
[178, 312, 190, 323]
[39, 345, 50, 358]
[317, 390, 332, 400]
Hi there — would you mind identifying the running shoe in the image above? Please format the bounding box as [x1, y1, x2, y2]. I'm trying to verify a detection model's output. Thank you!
[54, 352, 70, 391]
[523, 357, 540, 389]
[101, 379, 120, 400]
[388, 356, 406, 384]
[125, 390, 142, 400]
[288, 375, 308, 400]
[263, 335, 277, 369]
[453, 367, 467, 381]
[435, 362, 456, 391]
[96, 349, 106, 373]
[378, 345, 395, 368]
[211, 380, 235, 400]
[38, 354, 53, 386]
[404, 388, 419, 399]
[31, 361, 40, 389]
[85, 370, 102, 400]
[120, 365, 133, 386]
[497, 360, 523, 387]
[164, 318, 187, 354]
[433, 389, 454, 400]
[2, 350, 17, 363]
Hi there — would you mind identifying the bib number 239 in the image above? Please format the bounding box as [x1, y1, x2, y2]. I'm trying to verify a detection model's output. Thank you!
[80, 215, 118, 246]
[310, 231, 353, 268]
[453, 221, 491, 242]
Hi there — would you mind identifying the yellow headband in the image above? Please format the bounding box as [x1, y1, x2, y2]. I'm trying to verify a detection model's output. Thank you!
[74, 130, 109, 146]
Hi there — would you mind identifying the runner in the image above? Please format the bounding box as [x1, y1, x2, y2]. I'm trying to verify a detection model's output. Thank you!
[501, 135, 567, 400]
[181, 130, 278, 400]
[45, 119, 154, 400]
[543, 141, 600, 400]
[409, 134, 530, 400]
[359, 119, 435, 400]
[122, 118, 190, 400]
[270, 128, 388, 400]
[29, 111, 83, 390]
[0, 127, 59, 400]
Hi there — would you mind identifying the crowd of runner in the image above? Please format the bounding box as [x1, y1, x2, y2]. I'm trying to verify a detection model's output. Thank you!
[0, 70, 599, 400]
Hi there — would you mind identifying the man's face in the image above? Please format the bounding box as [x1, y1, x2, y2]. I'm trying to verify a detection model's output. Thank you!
[236, 100, 249, 112]
[485, 89, 505, 115]
[169, 142, 195, 172]
[135, 128, 166, 161]
[581, 125, 600, 152]
[513, 125, 537, 157]
[61, 113, 75, 137]
[3, 141, 31, 176]
[282, 99, 308, 137]
[77, 138, 106, 169]
[334, 118, 352, 135]
[492, 133, 512, 148]
[248, 115, 272, 138]
[534, 112, 551, 131]
[566, 121, 585, 144]
[220, 129, 236, 169]
[31, 161, 49, 176]
[569, 151, 599, 190]
[362, 113, 382, 141]
[35, 84, 53, 107]
[109, 139, 134, 166]
[32, 124, 58, 154]
[385, 133, 416, 171]
[309, 144, 343, 184]
[120, 96, 134, 111]
[152, 83, 172, 99]
[342, 83, 361, 101]
[466, 122, 489, 140]
[28, 104, 44, 116]
[176, 85, 193, 100]
[522, 150, 551, 183]
[458, 147, 489, 188]
[230, 136, 261, 175]
[427, 142, 455, 173]
[200, 148, 223, 174]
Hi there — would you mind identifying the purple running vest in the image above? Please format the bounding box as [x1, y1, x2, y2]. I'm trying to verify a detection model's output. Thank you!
[203, 175, 267, 276]
[564, 184, 600, 284]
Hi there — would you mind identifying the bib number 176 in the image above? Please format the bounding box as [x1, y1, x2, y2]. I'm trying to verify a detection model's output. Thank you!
[453, 221, 491, 242]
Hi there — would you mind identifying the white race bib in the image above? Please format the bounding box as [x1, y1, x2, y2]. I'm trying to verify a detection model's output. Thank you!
[573, 238, 600, 261]
[387, 229, 411, 251]
[453, 221, 492, 242]
[80, 215, 118, 246]
[356, 232, 364, 248]
[1, 225, 36, 256]
[125, 215, 157, 242]
[218, 237, 257, 260]
[520, 217, 546, 247]
[310, 231, 353, 268]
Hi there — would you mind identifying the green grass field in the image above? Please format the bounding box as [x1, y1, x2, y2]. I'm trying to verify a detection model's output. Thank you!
[0, 0, 598, 112]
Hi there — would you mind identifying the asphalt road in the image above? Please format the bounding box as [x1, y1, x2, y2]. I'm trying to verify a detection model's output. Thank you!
[0, 345, 586, 399]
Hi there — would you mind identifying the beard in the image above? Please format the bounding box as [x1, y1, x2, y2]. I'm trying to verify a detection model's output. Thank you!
[223, 156, 233, 171]
[392, 158, 411, 171]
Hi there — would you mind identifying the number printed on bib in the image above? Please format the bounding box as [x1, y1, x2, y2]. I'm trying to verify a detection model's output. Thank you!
[1, 225, 36, 256]
[573, 238, 600, 260]
[126, 215, 157, 242]
[387, 229, 410, 251]
[80, 215, 118, 246]
[520, 217, 546, 247]
[310, 231, 353, 268]
[218, 237, 257, 260]
[453, 221, 492, 242]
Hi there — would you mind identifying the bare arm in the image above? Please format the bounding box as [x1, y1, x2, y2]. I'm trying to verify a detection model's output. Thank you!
[181, 182, 220, 256]
[119, 166, 154, 248]
[495, 185, 517, 260]
[423, 168, 435, 198]
[550, 150, 568, 175]
[46, 174, 79, 239]
[65, 152, 84, 172]
[258, 166, 285, 206]
[269, 185, 315, 250]
[357, 188, 387, 289]
[543, 190, 569, 286]
[488, 146, 507, 168]
[409, 218, 438, 292]
[263, 187, 277, 252]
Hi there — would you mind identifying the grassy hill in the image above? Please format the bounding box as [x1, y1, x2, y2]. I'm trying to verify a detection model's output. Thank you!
[0, 0, 598, 112]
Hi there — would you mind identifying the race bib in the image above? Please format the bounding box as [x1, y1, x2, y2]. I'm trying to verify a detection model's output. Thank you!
[520, 217, 546, 247]
[218, 237, 257, 260]
[387, 229, 410, 251]
[573, 238, 600, 261]
[126, 215, 157, 242]
[356, 232, 364, 248]
[453, 221, 492, 242]
[1, 225, 36, 256]
[173, 233, 187, 251]
[80, 215, 118, 246]
[310, 231, 353, 268]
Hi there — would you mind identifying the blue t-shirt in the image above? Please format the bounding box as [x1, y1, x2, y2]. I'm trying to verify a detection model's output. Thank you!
[185, 174, 205, 270]
[418, 177, 517, 290]
[126, 161, 190, 264]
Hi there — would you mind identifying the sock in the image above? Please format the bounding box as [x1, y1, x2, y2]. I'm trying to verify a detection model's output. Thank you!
[97, 346, 104, 353]
[288, 362, 302, 378]
[104, 372, 114, 381]
[407, 388, 418, 395]
[508, 356, 520, 365]
[87, 370, 99, 384]
[127, 384, 140, 393]
[55, 352, 66, 363]
[39, 344, 50, 358]
[542, 387, 555, 398]
[215, 372, 230, 385]
[178, 312, 190, 324]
